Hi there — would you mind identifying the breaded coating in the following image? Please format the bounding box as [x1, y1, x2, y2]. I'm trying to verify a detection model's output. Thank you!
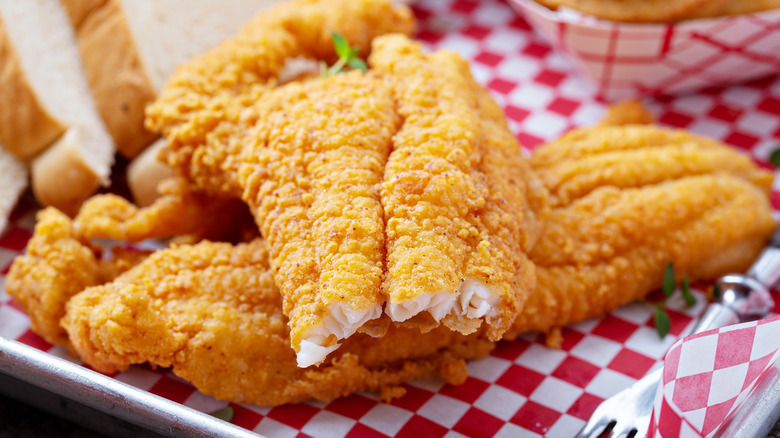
[62, 239, 494, 406]
[240, 72, 399, 367]
[369, 35, 547, 339]
[144, 0, 416, 367]
[74, 178, 255, 243]
[530, 125, 773, 207]
[598, 99, 655, 126]
[722, 0, 780, 15]
[145, 0, 414, 196]
[145, 1, 544, 367]
[5, 208, 146, 347]
[507, 125, 776, 337]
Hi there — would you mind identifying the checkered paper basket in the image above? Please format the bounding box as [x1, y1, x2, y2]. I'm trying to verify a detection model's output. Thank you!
[509, 0, 780, 101]
[649, 315, 780, 437]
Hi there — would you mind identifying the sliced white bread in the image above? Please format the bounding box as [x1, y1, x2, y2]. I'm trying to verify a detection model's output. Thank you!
[0, 15, 65, 159]
[61, 0, 287, 158]
[0, 144, 28, 233]
[127, 138, 175, 207]
[0, 0, 116, 216]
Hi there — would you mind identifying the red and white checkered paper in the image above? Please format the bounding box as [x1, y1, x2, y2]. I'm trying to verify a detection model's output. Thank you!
[649, 315, 780, 437]
[2, 0, 780, 437]
[510, 0, 780, 101]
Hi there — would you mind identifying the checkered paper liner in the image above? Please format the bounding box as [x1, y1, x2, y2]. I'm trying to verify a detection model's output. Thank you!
[649, 315, 780, 437]
[509, 0, 780, 101]
[3, 0, 780, 437]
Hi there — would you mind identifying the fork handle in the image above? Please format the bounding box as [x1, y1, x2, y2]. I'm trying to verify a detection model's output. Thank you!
[689, 231, 780, 335]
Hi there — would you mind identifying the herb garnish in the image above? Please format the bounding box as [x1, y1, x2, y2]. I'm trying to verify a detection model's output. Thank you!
[770, 148, 780, 167]
[321, 32, 367, 77]
[653, 261, 697, 338]
[208, 406, 235, 422]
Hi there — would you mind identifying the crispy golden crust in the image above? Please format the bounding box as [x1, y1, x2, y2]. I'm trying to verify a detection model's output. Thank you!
[598, 99, 655, 127]
[73, 178, 254, 243]
[145, 0, 414, 196]
[62, 239, 494, 406]
[507, 123, 776, 338]
[146, 1, 544, 363]
[535, 0, 732, 22]
[530, 125, 773, 207]
[722, 0, 780, 14]
[241, 72, 398, 358]
[4, 208, 145, 347]
[369, 35, 546, 339]
[510, 175, 775, 336]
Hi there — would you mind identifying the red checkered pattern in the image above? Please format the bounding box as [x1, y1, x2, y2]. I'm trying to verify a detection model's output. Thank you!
[2, 0, 780, 437]
[651, 316, 780, 437]
[510, 0, 780, 101]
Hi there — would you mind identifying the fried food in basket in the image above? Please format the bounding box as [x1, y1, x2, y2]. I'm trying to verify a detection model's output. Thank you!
[507, 120, 776, 338]
[147, 0, 546, 368]
[533, 0, 731, 22]
[534, 0, 780, 21]
[721, 0, 780, 15]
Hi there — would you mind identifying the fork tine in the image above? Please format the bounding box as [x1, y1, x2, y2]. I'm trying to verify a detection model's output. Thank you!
[611, 424, 639, 438]
[575, 418, 612, 438]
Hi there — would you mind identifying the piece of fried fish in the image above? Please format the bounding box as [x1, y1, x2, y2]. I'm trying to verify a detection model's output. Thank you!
[146, 0, 547, 367]
[508, 121, 776, 338]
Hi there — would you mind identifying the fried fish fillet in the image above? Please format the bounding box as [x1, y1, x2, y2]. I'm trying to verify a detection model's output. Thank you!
[506, 124, 776, 337]
[5, 208, 147, 347]
[10, 206, 491, 405]
[73, 178, 255, 244]
[145, 0, 416, 367]
[530, 125, 773, 207]
[10, 120, 776, 406]
[370, 35, 546, 338]
[60, 238, 494, 406]
[146, 1, 545, 367]
[240, 72, 398, 367]
[721, 0, 780, 15]
[145, 0, 414, 196]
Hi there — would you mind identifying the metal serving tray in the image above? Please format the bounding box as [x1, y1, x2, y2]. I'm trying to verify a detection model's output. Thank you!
[0, 337, 264, 438]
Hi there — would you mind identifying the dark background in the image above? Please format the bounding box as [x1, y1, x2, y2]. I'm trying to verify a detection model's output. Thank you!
[3, 390, 780, 437]
[0, 393, 104, 438]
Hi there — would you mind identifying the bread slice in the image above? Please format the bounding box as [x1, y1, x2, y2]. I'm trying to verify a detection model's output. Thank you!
[0, 0, 116, 216]
[0, 14, 66, 159]
[61, 0, 287, 158]
[127, 138, 175, 207]
[0, 144, 28, 233]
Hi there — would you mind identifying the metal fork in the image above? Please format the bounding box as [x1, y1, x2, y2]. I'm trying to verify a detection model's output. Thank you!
[576, 236, 780, 438]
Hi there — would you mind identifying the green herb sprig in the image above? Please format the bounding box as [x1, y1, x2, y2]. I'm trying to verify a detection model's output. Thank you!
[770, 148, 780, 167]
[653, 261, 697, 339]
[321, 32, 367, 77]
[208, 406, 234, 422]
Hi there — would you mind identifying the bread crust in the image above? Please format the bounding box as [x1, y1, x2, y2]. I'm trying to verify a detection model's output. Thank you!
[61, 0, 158, 159]
[126, 138, 175, 207]
[0, 18, 66, 158]
[31, 128, 101, 216]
